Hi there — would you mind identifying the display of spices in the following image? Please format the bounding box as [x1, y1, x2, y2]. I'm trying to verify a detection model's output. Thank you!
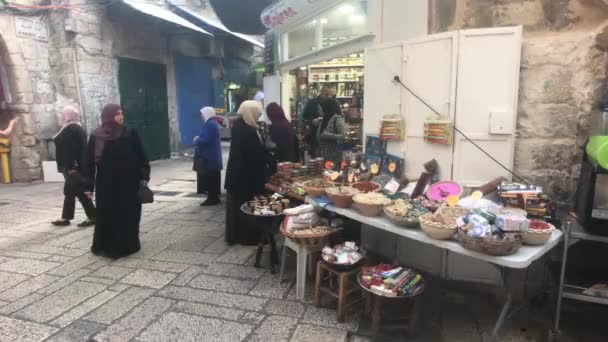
[418, 196, 441, 212]
[353, 192, 392, 206]
[361, 264, 424, 297]
[305, 179, 334, 189]
[247, 195, 290, 216]
[352, 181, 381, 193]
[385, 199, 429, 220]
[528, 220, 551, 230]
[322, 242, 363, 266]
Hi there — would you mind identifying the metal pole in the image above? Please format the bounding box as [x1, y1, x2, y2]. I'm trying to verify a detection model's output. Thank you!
[552, 220, 571, 334]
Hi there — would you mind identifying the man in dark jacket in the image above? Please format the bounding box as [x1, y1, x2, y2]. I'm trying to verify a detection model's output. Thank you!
[52, 106, 96, 227]
[302, 86, 341, 157]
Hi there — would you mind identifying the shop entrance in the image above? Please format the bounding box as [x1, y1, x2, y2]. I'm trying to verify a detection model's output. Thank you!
[118, 58, 170, 160]
[284, 52, 365, 160]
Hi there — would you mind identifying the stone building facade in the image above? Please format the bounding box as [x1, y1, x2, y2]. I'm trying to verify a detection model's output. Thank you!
[431, 0, 608, 201]
[0, 0, 260, 182]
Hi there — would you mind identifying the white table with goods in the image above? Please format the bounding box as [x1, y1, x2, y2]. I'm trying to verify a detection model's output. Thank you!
[304, 193, 563, 341]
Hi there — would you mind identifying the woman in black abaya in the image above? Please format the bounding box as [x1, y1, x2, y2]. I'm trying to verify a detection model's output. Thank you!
[85, 104, 150, 259]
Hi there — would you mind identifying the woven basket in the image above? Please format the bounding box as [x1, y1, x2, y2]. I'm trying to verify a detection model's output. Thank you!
[419, 214, 457, 240]
[521, 225, 554, 245]
[302, 180, 331, 198]
[280, 225, 339, 247]
[353, 201, 384, 217]
[326, 186, 359, 208]
[351, 181, 381, 193]
[437, 206, 469, 220]
[458, 229, 522, 256]
[383, 207, 420, 228]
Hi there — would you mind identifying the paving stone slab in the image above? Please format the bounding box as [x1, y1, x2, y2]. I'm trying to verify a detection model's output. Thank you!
[291, 324, 348, 342]
[0, 316, 58, 342]
[15, 281, 106, 323]
[202, 263, 266, 280]
[240, 311, 266, 325]
[202, 236, 230, 254]
[107, 283, 131, 293]
[50, 290, 119, 328]
[150, 250, 218, 265]
[0, 274, 60, 301]
[264, 299, 305, 318]
[0, 250, 53, 260]
[94, 296, 175, 342]
[189, 274, 257, 294]
[301, 306, 360, 332]
[0, 270, 29, 293]
[45, 320, 107, 342]
[0, 258, 60, 275]
[65, 237, 93, 250]
[47, 255, 73, 263]
[24, 244, 87, 257]
[171, 301, 243, 321]
[171, 265, 206, 286]
[43, 229, 92, 247]
[136, 312, 253, 342]
[81, 276, 116, 285]
[0, 293, 45, 315]
[170, 235, 217, 253]
[84, 287, 156, 324]
[92, 265, 136, 280]
[131, 242, 172, 259]
[158, 286, 267, 311]
[37, 269, 91, 295]
[121, 269, 178, 289]
[249, 272, 293, 299]
[111, 258, 191, 273]
[47, 253, 100, 276]
[247, 315, 297, 342]
[215, 245, 256, 264]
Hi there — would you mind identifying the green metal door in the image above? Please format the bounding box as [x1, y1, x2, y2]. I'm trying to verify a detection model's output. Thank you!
[118, 58, 170, 160]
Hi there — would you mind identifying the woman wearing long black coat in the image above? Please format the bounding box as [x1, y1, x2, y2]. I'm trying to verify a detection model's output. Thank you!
[85, 104, 150, 259]
[52, 106, 96, 227]
[225, 100, 270, 245]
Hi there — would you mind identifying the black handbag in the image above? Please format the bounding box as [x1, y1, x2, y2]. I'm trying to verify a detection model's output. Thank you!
[138, 182, 154, 204]
[64, 171, 90, 196]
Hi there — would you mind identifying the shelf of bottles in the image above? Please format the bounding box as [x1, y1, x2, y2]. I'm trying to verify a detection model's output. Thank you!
[307, 54, 364, 100]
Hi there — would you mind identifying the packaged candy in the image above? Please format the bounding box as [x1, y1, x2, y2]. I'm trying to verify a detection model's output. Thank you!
[495, 215, 529, 232]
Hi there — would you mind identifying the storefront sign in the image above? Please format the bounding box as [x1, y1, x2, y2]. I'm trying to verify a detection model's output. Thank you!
[14, 16, 48, 41]
[261, 0, 340, 31]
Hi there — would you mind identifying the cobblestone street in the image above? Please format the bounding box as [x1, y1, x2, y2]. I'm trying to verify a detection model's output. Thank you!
[0, 159, 606, 342]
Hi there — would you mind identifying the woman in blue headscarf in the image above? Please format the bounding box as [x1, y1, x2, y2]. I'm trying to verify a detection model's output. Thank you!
[193, 107, 223, 206]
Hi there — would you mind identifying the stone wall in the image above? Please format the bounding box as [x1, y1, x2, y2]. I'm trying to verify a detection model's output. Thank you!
[431, 0, 608, 202]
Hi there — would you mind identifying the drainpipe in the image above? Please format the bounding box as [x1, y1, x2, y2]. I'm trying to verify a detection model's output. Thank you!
[71, 39, 87, 133]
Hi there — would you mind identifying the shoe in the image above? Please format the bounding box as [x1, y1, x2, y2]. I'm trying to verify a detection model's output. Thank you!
[51, 219, 70, 226]
[200, 199, 220, 207]
[77, 219, 95, 227]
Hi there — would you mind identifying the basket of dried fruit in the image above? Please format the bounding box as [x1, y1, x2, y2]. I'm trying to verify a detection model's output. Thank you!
[302, 179, 334, 198]
[437, 206, 469, 220]
[521, 220, 554, 245]
[280, 225, 340, 247]
[326, 186, 360, 208]
[384, 199, 429, 228]
[353, 193, 392, 217]
[351, 181, 381, 193]
[419, 213, 458, 240]
[458, 229, 522, 256]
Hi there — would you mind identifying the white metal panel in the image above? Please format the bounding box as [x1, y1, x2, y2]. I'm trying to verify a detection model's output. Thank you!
[381, 0, 429, 43]
[401, 32, 458, 180]
[363, 42, 403, 155]
[452, 26, 523, 185]
[263, 74, 281, 109]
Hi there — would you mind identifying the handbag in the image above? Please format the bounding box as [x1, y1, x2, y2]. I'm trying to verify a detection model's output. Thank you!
[64, 171, 90, 196]
[138, 181, 154, 204]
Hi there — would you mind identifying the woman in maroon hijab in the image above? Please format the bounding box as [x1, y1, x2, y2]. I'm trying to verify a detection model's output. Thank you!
[266, 102, 298, 163]
[85, 104, 150, 259]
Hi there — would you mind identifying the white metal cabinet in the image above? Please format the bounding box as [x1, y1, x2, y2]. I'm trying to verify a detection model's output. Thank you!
[452, 27, 523, 185]
[401, 32, 458, 180]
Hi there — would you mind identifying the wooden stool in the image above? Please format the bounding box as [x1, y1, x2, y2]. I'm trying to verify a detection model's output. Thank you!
[314, 261, 361, 322]
[0, 137, 10, 184]
[362, 289, 420, 338]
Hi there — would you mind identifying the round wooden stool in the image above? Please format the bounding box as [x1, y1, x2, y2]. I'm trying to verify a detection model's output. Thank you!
[314, 260, 362, 322]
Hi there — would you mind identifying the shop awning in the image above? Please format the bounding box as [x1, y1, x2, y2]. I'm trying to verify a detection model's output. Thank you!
[168, 1, 264, 48]
[120, 0, 212, 36]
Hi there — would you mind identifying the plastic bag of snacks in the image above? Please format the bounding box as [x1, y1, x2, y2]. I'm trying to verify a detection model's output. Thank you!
[322, 242, 363, 265]
[283, 204, 320, 231]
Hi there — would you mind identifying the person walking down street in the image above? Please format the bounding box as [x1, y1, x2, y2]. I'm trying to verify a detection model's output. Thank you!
[318, 105, 347, 167]
[266, 102, 297, 163]
[193, 107, 222, 206]
[225, 100, 271, 245]
[85, 104, 150, 259]
[51, 106, 96, 227]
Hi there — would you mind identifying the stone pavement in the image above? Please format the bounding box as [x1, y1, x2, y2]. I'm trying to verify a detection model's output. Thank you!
[0, 158, 606, 342]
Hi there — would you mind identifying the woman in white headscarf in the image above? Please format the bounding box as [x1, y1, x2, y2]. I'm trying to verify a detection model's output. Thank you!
[193, 107, 223, 206]
[52, 105, 96, 227]
[225, 100, 272, 245]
